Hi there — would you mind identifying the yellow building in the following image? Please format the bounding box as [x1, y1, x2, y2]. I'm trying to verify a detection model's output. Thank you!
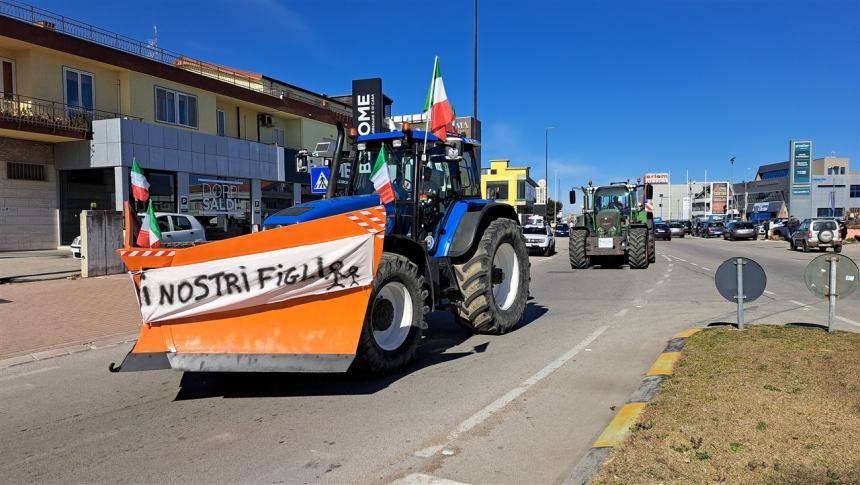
[0, 2, 352, 249]
[481, 160, 537, 223]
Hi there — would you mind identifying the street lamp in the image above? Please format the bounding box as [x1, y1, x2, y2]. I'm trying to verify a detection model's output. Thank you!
[545, 126, 555, 223]
[729, 156, 735, 219]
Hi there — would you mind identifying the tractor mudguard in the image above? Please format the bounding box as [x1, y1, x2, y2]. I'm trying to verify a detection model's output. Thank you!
[110, 205, 387, 373]
[439, 201, 519, 259]
[382, 234, 435, 314]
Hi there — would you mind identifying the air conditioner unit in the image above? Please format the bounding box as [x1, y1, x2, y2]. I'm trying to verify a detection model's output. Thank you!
[258, 114, 273, 127]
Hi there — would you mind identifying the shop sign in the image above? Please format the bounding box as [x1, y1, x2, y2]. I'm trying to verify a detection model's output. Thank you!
[712, 182, 728, 214]
[352, 78, 384, 136]
[179, 196, 189, 212]
[790, 140, 812, 187]
[644, 173, 670, 184]
[192, 177, 247, 215]
[753, 202, 770, 212]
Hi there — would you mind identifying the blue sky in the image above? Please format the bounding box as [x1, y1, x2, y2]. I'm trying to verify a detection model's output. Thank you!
[39, 0, 859, 204]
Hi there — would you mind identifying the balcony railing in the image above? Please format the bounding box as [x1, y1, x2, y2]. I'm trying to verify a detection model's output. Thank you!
[0, 93, 136, 134]
[0, 0, 352, 120]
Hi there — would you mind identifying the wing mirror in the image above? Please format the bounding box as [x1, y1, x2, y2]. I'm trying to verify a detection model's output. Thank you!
[645, 184, 654, 200]
[569, 190, 576, 205]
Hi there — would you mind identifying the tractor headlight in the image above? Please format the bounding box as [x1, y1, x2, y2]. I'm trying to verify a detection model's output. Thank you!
[356, 143, 366, 151]
[392, 139, 403, 148]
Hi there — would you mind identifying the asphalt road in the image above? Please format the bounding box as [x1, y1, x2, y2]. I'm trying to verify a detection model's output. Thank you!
[2, 237, 858, 484]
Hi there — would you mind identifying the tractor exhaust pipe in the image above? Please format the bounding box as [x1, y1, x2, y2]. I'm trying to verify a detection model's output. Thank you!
[326, 122, 345, 199]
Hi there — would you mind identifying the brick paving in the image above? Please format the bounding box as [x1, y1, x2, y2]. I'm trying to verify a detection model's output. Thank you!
[0, 275, 140, 360]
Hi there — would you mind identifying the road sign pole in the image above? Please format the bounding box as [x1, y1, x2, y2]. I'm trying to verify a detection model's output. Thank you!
[828, 255, 837, 333]
[735, 257, 745, 329]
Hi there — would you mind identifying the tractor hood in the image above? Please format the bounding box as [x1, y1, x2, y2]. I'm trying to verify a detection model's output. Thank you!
[595, 208, 622, 236]
[264, 194, 382, 227]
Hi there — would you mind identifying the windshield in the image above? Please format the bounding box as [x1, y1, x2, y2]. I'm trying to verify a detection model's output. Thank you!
[593, 187, 630, 212]
[351, 142, 417, 201]
[523, 226, 546, 235]
[669, 223, 683, 228]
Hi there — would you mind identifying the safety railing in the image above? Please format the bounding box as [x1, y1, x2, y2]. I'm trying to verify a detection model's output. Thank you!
[0, 0, 351, 119]
[0, 93, 136, 133]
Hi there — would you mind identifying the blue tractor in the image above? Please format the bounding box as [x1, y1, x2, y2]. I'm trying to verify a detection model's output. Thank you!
[264, 124, 530, 373]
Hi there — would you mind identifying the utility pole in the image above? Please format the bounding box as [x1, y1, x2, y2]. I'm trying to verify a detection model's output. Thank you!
[473, 0, 478, 119]
[729, 156, 735, 219]
[544, 126, 554, 222]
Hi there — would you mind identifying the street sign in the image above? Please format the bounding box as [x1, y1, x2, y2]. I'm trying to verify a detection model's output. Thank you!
[804, 254, 859, 332]
[715, 257, 767, 329]
[310, 166, 330, 195]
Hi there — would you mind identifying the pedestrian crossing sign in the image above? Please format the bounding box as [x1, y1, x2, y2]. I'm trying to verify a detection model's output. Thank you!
[310, 166, 330, 194]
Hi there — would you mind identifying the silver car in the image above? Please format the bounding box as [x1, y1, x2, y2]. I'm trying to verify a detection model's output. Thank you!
[668, 222, 685, 238]
[523, 224, 555, 256]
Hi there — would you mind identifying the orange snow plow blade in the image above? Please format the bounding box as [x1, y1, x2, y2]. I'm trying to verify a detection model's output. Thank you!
[110, 205, 386, 373]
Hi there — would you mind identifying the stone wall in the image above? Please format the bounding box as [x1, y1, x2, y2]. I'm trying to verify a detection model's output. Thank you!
[0, 137, 58, 250]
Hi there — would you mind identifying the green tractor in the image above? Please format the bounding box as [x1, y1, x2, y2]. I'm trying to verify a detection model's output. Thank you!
[568, 181, 655, 269]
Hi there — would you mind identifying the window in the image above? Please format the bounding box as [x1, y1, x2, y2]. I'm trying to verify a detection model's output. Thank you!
[171, 215, 192, 230]
[155, 86, 198, 128]
[7, 162, 46, 181]
[816, 208, 844, 218]
[63, 67, 94, 115]
[850, 185, 860, 198]
[1, 57, 15, 100]
[143, 170, 176, 212]
[273, 127, 285, 146]
[486, 181, 509, 200]
[216, 109, 226, 136]
[156, 216, 171, 233]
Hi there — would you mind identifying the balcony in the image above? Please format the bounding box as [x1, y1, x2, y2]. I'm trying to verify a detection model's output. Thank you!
[0, 0, 352, 121]
[0, 93, 135, 139]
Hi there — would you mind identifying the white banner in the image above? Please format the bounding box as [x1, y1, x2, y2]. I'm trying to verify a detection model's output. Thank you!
[137, 234, 375, 323]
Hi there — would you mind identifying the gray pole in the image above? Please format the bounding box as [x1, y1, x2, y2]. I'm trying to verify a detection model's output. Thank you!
[736, 257, 745, 329]
[828, 255, 837, 332]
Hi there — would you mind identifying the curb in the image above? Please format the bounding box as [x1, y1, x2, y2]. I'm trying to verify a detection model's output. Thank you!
[0, 332, 137, 370]
[564, 327, 703, 485]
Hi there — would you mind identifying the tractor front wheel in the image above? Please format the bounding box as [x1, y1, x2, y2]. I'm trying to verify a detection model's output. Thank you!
[569, 229, 589, 269]
[628, 227, 649, 269]
[453, 219, 529, 335]
[648, 232, 656, 263]
[353, 253, 427, 374]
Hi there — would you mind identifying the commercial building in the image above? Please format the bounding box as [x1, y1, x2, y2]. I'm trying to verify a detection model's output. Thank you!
[0, 2, 351, 250]
[481, 159, 537, 224]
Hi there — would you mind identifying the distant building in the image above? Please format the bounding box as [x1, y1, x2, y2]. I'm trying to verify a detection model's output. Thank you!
[481, 160, 537, 224]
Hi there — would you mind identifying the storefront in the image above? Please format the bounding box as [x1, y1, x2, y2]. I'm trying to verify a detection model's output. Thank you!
[187, 174, 252, 240]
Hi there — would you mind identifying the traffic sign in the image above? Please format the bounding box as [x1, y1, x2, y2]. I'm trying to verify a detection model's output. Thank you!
[715, 257, 767, 329]
[310, 166, 330, 194]
[804, 254, 859, 300]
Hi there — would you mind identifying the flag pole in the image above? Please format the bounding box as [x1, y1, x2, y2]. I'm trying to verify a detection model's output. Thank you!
[422, 56, 439, 161]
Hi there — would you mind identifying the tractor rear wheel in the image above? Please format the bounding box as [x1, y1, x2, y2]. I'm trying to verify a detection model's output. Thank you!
[569, 229, 589, 268]
[628, 227, 649, 269]
[353, 253, 427, 374]
[453, 218, 529, 335]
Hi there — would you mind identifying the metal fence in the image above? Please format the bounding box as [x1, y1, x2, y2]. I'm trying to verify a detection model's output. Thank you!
[0, 0, 351, 119]
[0, 93, 135, 133]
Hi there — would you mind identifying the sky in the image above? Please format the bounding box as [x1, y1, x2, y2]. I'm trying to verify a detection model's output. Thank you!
[38, 0, 860, 208]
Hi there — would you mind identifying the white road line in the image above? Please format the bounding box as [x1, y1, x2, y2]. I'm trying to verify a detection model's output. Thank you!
[675, 257, 688, 262]
[614, 308, 629, 317]
[789, 300, 809, 307]
[0, 365, 60, 383]
[656, 280, 665, 285]
[415, 325, 609, 457]
[764, 290, 776, 295]
[393, 474, 470, 485]
[836, 315, 860, 328]
[644, 289, 654, 294]
[691, 262, 699, 267]
[701, 267, 713, 271]
[661, 255, 672, 262]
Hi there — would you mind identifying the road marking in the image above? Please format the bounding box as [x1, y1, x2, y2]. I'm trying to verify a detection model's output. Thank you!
[789, 300, 809, 307]
[644, 289, 654, 293]
[764, 290, 775, 295]
[647, 352, 681, 376]
[836, 315, 860, 328]
[701, 267, 712, 271]
[592, 403, 647, 448]
[394, 473, 470, 485]
[656, 280, 664, 285]
[661, 255, 672, 262]
[415, 325, 610, 458]
[615, 308, 629, 317]
[0, 365, 60, 383]
[691, 263, 699, 267]
[666, 268, 673, 272]
[674, 257, 688, 262]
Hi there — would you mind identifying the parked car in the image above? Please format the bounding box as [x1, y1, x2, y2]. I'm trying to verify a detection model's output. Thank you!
[668, 222, 685, 238]
[724, 221, 757, 240]
[554, 223, 570, 237]
[523, 223, 555, 255]
[771, 220, 791, 240]
[70, 236, 82, 258]
[654, 223, 672, 241]
[702, 222, 725, 238]
[137, 212, 207, 244]
[790, 218, 843, 253]
[682, 220, 693, 234]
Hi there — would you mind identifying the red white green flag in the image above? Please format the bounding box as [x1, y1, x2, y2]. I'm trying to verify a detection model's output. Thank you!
[136, 201, 163, 248]
[370, 145, 395, 204]
[130, 158, 149, 202]
[423, 57, 456, 141]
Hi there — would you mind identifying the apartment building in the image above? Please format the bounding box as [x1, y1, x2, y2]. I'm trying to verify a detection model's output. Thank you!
[0, 1, 352, 249]
[481, 159, 537, 224]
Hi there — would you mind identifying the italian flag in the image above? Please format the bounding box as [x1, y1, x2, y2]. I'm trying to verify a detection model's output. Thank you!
[370, 145, 395, 204]
[130, 158, 149, 202]
[136, 201, 163, 248]
[423, 57, 456, 141]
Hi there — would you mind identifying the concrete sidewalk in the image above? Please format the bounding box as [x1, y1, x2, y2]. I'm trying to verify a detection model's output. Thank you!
[0, 249, 81, 283]
[0, 275, 140, 363]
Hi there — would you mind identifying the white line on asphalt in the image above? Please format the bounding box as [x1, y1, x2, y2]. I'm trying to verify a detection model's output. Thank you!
[691, 262, 699, 266]
[0, 365, 60, 382]
[764, 290, 776, 295]
[656, 280, 665, 285]
[415, 325, 610, 458]
[836, 315, 860, 328]
[701, 267, 713, 271]
[661, 255, 672, 262]
[789, 300, 809, 307]
[393, 473, 470, 485]
[674, 257, 688, 262]
[615, 308, 629, 317]
[644, 289, 654, 294]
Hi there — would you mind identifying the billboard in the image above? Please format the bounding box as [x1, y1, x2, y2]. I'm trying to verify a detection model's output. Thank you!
[644, 173, 670, 184]
[790, 140, 812, 187]
[711, 182, 728, 214]
[352, 78, 384, 136]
